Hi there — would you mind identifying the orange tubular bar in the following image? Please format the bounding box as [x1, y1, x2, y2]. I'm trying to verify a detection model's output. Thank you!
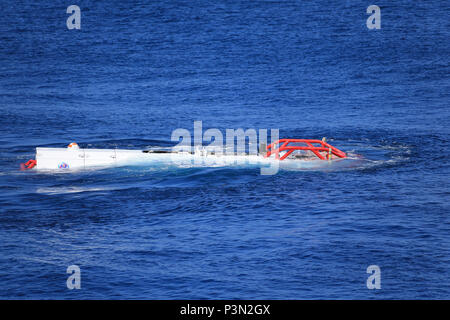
[265, 139, 347, 161]
[20, 159, 37, 170]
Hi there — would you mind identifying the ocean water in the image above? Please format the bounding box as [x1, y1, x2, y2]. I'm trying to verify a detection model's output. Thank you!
[0, 0, 449, 299]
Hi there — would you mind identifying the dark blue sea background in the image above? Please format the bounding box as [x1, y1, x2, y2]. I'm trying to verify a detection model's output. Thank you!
[0, 0, 449, 299]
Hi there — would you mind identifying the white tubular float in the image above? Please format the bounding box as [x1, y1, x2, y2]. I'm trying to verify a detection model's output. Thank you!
[21, 140, 347, 171]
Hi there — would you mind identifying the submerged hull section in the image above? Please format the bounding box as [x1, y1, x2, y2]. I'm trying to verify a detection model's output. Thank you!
[35, 147, 343, 171]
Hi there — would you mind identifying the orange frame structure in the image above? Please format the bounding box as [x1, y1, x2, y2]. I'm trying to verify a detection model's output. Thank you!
[265, 139, 347, 160]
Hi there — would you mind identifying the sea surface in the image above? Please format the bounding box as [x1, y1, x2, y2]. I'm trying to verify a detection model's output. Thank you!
[0, 0, 449, 299]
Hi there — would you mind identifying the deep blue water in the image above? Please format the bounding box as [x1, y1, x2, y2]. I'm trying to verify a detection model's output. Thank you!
[0, 0, 449, 299]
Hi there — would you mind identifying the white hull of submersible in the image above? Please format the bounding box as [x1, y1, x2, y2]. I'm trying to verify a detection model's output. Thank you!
[27, 140, 347, 170]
